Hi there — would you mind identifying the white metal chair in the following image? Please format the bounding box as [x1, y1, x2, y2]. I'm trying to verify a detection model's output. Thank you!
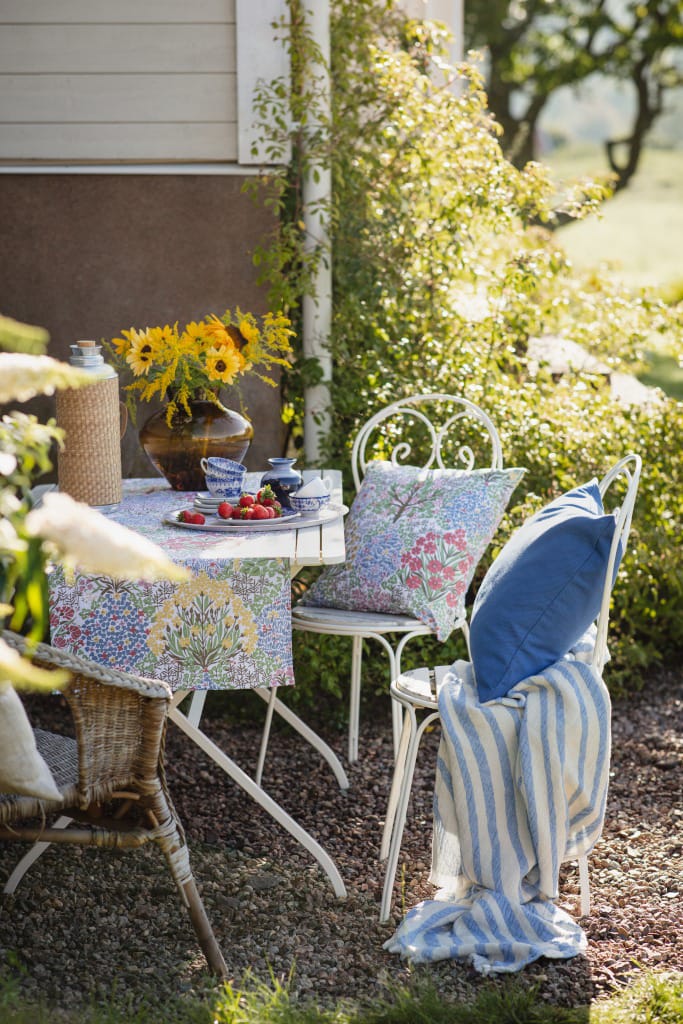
[292, 394, 504, 763]
[378, 453, 642, 923]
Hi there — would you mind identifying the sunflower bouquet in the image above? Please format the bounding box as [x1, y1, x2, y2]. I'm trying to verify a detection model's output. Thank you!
[110, 308, 294, 425]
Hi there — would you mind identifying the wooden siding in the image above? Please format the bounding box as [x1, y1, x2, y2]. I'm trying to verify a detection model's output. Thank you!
[0, 0, 287, 165]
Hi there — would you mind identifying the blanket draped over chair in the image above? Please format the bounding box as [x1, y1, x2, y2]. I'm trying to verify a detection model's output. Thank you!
[384, 636, 610, 973]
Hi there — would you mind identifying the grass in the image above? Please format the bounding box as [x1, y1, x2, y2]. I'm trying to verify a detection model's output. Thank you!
[544, 144, 683, 294]
[1, 970, 682, 1024]
[542, 144, 683, 404]
[638, 349, 683, 402]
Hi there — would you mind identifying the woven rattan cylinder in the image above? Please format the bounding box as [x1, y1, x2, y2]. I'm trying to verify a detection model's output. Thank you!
[56, 374, 123, 507]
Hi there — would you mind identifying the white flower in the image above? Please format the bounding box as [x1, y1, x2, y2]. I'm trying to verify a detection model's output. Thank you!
[24, 492, 189, 583]
[0, 636, 69, 692]
[452, 287, 491, 323]
[0, 451, 17, 475]
[0, 518, 26, 556]
[0, 354, 91, 404]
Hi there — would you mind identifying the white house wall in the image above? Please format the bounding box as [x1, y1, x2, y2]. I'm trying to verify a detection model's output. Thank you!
[0, 0, 287, 165]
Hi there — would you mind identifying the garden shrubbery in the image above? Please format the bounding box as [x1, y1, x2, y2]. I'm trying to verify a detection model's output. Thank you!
[253, 0, 683, 708]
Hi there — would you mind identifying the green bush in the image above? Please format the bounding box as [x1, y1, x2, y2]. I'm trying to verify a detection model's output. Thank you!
[249, 0, 683, 709]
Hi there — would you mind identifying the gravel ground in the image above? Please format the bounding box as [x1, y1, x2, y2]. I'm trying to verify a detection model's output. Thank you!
[0, 667, 681, 1016]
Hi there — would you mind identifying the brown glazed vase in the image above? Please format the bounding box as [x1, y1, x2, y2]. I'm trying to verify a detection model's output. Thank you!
[139, 400, 253, 491]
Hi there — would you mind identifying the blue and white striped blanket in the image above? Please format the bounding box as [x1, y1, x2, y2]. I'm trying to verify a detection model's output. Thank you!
[384, 638, 611, 973]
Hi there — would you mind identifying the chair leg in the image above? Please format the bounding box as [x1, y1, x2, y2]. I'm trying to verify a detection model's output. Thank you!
[390, 695, 403, 763]
[379, 708, 439, 923]
[180, 876, 229, 978]
[348, 635, 363, 763]
[380, 710, 412, 860]
[578, 854, 591, 916]
[3, 815, 73, 895]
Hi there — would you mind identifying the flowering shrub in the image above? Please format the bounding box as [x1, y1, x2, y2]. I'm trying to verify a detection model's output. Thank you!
[110, 308, 294, 425]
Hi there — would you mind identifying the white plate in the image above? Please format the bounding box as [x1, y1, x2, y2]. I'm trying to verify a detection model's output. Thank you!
[164, 504, 347, 532]
[194, 492, 231, 508]
[164, 508, 301, 532]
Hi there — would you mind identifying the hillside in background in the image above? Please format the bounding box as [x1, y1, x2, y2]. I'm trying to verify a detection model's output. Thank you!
[544, 145, 683, 293]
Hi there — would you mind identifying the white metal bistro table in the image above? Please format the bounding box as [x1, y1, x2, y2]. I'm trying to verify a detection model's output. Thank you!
[46, 470, 349, 898]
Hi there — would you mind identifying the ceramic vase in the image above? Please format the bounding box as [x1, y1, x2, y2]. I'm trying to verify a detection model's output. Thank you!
[260, 457, 302, 508]
[139, 400, 253, 491]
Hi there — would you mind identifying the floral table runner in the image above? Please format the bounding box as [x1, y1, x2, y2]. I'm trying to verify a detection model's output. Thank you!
[48, 479, 294, 691]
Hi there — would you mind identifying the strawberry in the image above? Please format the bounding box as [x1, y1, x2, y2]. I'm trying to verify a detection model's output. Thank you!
[230, 507, 243, 519]
[240, 506, 255, 519]
[217, 501, 233, 519]
[251, 504, 269, 520]
[180, 510, 205, 525]
[257, 484, 278, 506]
[239, 493, 255, 508]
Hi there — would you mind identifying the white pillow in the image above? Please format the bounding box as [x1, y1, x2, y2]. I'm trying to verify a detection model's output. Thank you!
[0, 685, 62, 800]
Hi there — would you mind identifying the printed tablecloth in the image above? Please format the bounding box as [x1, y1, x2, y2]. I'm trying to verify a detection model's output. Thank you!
[48, 479, 294, 691]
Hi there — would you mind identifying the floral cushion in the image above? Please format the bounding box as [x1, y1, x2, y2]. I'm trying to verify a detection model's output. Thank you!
[0, 685, 62, 800]
[301, 461, 525, 640]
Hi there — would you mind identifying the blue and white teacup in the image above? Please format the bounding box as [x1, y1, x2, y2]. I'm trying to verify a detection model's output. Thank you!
[200, 456, 246, 501]
[289, 492, 331, 517]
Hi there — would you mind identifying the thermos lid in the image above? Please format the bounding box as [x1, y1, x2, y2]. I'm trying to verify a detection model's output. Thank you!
[68, 340, 117, 378]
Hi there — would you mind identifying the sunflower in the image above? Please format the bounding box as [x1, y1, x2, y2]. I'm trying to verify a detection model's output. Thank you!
[180, 320, 209, 352]
[109, 307, 293, 422]
[125, 329, 157, 376]
[205, 345, 245, 385]
[203, 314, 238, 349]
[237, 318, 259, 346]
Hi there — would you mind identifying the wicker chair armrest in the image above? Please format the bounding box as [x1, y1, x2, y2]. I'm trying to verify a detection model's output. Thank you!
[1, 630, 171, 701]
[1, 630, 171, 805]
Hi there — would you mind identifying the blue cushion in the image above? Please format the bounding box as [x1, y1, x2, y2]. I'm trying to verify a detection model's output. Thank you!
[469, 479, 619, 701]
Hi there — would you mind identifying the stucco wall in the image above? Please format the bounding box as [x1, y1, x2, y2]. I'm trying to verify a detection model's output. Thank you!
[0, 172, 287, 480]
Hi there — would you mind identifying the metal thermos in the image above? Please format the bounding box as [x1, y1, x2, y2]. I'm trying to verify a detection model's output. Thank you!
[56, 340, 124, 510]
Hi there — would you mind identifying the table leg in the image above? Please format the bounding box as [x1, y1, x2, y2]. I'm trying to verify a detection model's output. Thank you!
[168, 699, 347, 900]
[253, 687, 350, 791]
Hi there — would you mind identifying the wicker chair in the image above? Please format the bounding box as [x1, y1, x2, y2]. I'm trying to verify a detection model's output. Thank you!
[0, 630, 227, 978]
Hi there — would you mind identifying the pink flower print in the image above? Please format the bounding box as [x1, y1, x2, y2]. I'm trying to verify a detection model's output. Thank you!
[427, 558, 444, 573]
[428, 574, 443, 590]
[459, 556, 474, 573]
[446, 591, 459, 608]
[423, 537, 437, 555]
[455, 580, 466, 595]
[443, 530, 466, 548]
[406, 575, 422, 590]
[442, 565, 456, 581]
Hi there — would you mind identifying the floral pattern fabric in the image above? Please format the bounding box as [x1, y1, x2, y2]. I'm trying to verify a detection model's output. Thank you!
[48, 479, 294, 691]
[302, 462, 525, 641]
